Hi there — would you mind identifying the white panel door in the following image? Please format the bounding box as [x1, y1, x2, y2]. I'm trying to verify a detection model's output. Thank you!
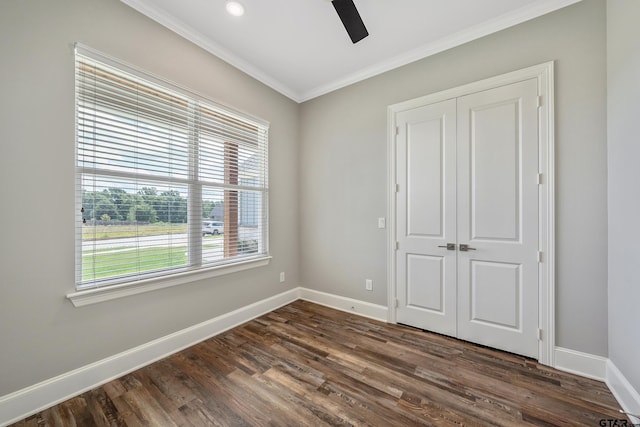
[396, 99, 457, 336]
[394, 78, 540, 359]
[456, 79, 539, 358]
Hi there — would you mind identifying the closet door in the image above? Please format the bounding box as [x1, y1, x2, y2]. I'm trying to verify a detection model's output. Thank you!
[395, 99, 457, 336]
[456, 79, 540, 358]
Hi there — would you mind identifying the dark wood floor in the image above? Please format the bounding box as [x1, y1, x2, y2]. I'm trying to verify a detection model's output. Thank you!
[11, 300, 623, 426]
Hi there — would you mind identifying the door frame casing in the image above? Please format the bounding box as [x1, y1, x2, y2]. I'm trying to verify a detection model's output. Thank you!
[386, 62, 555, 366]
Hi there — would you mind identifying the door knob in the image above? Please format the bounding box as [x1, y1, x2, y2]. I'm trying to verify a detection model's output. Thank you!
[437, 243, 456, 250]
[459, 244, 476, 251]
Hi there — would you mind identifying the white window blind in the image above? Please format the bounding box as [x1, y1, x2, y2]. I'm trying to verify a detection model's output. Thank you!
[75, 44, 269, 290]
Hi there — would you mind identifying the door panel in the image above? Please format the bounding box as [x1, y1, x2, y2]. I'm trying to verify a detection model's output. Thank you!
[470, 260, 521, 329]
[471, 102, 520, 241]
[456, 79, 539, 358]
[407, 119, 444, 237]
[406, 254, 444, 312]
[396, 99, 457, 336]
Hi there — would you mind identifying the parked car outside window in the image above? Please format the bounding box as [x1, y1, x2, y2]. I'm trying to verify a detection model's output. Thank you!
[203, 221, 224, 236]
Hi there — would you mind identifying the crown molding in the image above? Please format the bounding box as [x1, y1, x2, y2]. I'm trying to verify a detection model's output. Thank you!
[298, 0, 583, 102]
[121, 0, 583, 103]
[120, 0, 304, 102]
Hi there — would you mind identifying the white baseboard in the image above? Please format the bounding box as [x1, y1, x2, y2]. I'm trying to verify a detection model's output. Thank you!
[0, 287, 387, 426]
[553, 349, 640, 423]
[298, 288, 388, 322]
[11, 287, 635, 426]
[606, 360, 640, 424]
[554, 347, 607, 381]
[0, 288, 300, 427]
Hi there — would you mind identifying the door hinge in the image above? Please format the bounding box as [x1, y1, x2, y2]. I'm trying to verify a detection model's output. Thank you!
[537, 173, 543, 185]
[537, 251, 543, 263]
[395, 241, 399, 250]
[537, 328, 543, 341]
[395, 183, 399, 193]
[537, 95, 542, 108]
[395, 299, 399, 308]
[395, 126, 400, 136]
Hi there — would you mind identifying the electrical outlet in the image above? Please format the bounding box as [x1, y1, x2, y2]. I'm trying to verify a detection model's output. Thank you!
[365, 279, 373, 291]
[280, 272, 285, 282]
[378, 217, 386, 229]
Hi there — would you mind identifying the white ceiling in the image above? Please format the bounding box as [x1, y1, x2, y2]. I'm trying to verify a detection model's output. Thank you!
[121, 0, 581, 102]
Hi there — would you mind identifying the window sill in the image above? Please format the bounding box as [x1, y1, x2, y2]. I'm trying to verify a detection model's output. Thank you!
[67, 256, 272, 307]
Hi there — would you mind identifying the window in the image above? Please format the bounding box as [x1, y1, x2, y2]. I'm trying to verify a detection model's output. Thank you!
[75, 45, 269, 292]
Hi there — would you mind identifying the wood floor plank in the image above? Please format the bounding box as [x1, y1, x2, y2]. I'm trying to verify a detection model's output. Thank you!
[9, 300, 626, 426]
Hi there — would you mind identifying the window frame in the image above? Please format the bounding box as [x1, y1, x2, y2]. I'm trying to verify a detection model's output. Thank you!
[69, 44, 270, 306]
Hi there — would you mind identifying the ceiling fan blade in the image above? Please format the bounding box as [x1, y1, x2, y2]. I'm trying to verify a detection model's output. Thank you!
[331, 0, 369, 44]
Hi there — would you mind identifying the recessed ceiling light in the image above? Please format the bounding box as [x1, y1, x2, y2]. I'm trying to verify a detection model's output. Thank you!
[226, 1, 245, 17]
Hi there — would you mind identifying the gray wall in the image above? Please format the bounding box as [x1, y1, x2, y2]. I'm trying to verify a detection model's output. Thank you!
[0, 0, 299, 396]
[607, 0, 640, 393]
[300, 0, 609, 356]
